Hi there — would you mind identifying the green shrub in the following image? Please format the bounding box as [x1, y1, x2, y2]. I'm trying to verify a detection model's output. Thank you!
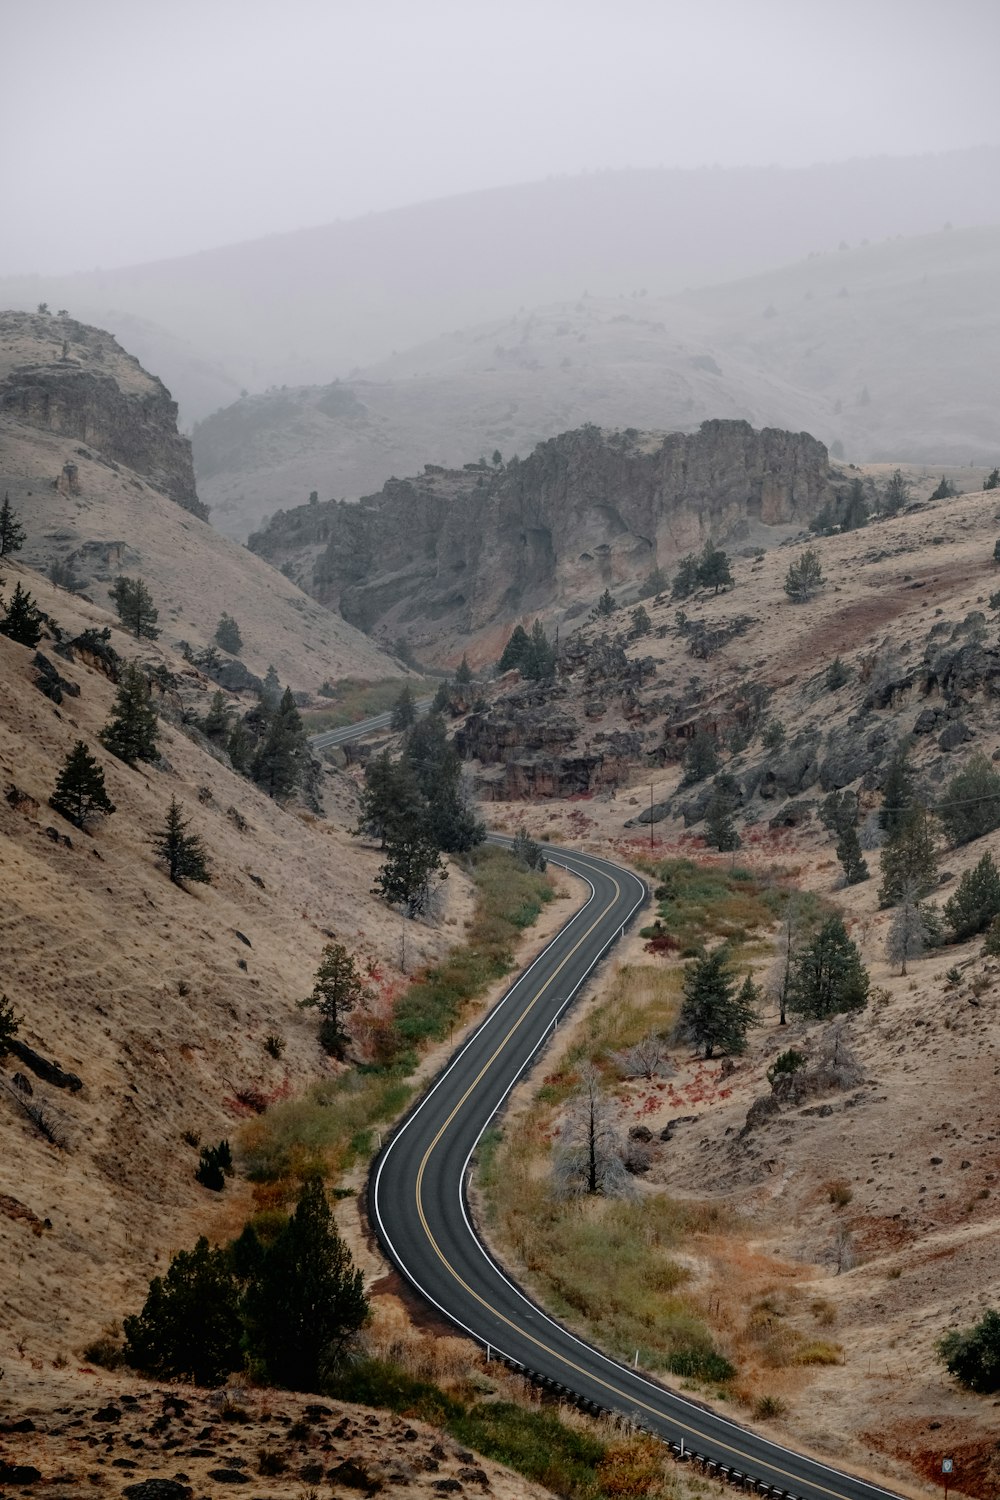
[196, 1139, 233, 1191]
[766, 1048, 807, 1086]
[937, 1310, 1000, 1392]
[938, 754, 1000, 846]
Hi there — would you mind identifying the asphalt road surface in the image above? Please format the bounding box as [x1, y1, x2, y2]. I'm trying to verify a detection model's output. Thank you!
[310, 696, 433, 752]
[311, 718, 904, 1500]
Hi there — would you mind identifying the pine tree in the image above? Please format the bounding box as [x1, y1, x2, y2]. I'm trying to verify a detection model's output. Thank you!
[682, 728, 718, 786]
[826, 656, 851, 691]
[252, 687, 307, 800]
[525, 618, 555, 680]
[704, 774, 741, 851]
[244, 1177, 368, 1391]
[432, 678, 452, 713]
[787, 917, 869, 1019]
[820, 792, 868, 885]
[49, 741, 115, 829]
[679, 946, 757, 1058]
[671, 554, 700, 600]
[227, 718, 253, 773]
[984, 468, 1000, 492]
[390, 683, 417, 730]
[886, 886, 927, 975]
[152, 797, 211, 886]
[882, 469, 911, 515]
[374, 813, 446, 917]
[784, 548, 825, 602]
[300, 941, 369, 1058]
[878, 803, 938, 906]
[595, 587, 617, 617]
[0, 493, 26, 556]
[356, 750, 412, 847]
[879, 746, 916, 836]
[841, 477, 869, 531]
[259, 663, 281, 712]
[0, 993, 22, 1059]
[696, 540, 733, 594]
[403, 713, 483, 853]
[497, 624, 531, 674]
[630, 604, 652, 637]
[203, 690, 231, 739]
[123, 1237, 243, 1387]
[454, 654, 473, 685]
[100, 661, 159, 765]
[109, 576, 159, 640]
[0, 580, 43, 647]
[943, 852, 1000, 941]
[214, 613, 242, 654]
[938, 753, 1000, 846]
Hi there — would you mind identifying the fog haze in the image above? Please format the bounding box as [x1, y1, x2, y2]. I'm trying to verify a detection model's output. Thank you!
[4, 0, 999, 276]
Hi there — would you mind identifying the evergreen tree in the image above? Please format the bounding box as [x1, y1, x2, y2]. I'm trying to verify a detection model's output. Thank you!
[885, 885, 927, 975]
[356, 749, 412, 847]
[244, 1178, 368, 1391]
[984, 468, 1000, 492]
[943, 851, 1000, 941]
[512, 826, 546, 870]
[227, 717, 253, 773]
[300, 941, 369, 1058]
[882, 468, 911, 515]
[49, 741, 115, 829]
[123, 1237, 243, 1387]
[879, 745, 916, 836]
[214, 612, 243, 654]
[0, 993, 22, 1059]
[938, 753, 1000, 846]
[878, 803, 938, 906]
[100, 661, 159, 765]
[0, 580, 43, 647]
[203, 690, 231, 740]
[252, 687, 307, 800]
[681, 727, 719, 786]
[679, 946, 757, 1058]
[820, 792, 868, 886]
[704, 774, 741, 851]
[432, 678, 453, 713]
[390, 683, 417, 730]
[374, 814, 446, 917]
[841, 477, 869, 531]
[454, 654, 473, 685]
[109, 576, 159, 640]
[595, 587, 617, 617]
[259, 663, 282, 712]
[403, 712, 483, 852]
[696, 540, 733, 594]
[787, 917, 869, 1019]
[0, 493, 26, 556]
[497, 624, 531, 674]
[524, 618, 556, 680]
[671, 554, 700, 600]
[784, 548, 825, 602]
[630, 604, 652, 638]
[826, 656, 851, 691]
[152, 797, 211, 886]
[929, 475, 956, 501]
[638, 565, 667, 599]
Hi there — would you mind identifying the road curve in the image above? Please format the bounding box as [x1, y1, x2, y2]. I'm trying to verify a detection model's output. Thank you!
[311, 696, 434, 752]
[307, 716, 904, 1500]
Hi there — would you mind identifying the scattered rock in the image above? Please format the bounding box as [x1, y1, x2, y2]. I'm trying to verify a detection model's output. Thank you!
[123, 1481, 193, 1500]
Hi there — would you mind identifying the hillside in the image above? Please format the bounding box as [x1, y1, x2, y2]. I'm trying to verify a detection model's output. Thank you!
[0, 561, 483, 1472]
[247, 420, 836, 665]
[0, 310, 401, 692]
[195, 225, 1000, 538]
[2, 149, 998, 421]
[458, 482, 1000, 1494]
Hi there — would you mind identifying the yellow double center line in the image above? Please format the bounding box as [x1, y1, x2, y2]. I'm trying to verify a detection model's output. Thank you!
[410, 858, 879, 1500]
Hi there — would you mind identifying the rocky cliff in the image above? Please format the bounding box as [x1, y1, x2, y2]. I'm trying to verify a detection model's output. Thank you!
[249, 420, 835, 660]
[0, 310, 206, 518]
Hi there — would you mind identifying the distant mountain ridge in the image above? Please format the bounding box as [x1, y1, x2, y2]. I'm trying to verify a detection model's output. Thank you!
[1, 148, 998, 420]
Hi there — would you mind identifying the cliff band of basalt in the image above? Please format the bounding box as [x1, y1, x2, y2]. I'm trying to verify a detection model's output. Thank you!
[0, 311, 206, 518]
[249, 419, 834, 657]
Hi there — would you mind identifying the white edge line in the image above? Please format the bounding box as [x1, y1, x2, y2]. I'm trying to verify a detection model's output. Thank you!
[372, 847, 903, 1500]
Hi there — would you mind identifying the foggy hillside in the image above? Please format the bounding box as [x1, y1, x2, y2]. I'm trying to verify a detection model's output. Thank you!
[3, 149, 999, 423]
[194, 224, 1000, 538]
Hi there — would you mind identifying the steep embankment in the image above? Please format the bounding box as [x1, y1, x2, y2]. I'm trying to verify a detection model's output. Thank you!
[248, 420, 835, 663]
[0, 310, 401, 692]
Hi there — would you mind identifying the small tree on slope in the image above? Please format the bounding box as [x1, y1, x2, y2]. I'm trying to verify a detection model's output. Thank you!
[152, 797, 211, 886]
[50, 741, 115, 829]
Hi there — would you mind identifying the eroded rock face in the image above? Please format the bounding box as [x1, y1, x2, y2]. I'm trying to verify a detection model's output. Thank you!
[0, 312, 206, 518]
[250, 420, 833, 653]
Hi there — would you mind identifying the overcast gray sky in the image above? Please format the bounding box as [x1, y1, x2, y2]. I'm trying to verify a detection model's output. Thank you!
[4, 0, 999, 276]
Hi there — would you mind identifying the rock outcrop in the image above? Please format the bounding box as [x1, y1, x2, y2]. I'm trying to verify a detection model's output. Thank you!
[249, 420, 834, 658]
[0, 311, 206, 518]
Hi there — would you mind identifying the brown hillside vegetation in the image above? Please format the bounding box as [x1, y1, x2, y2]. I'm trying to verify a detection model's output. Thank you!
[473, 485, 1000, 1496]
[0, 567, 473, 1409]
[0, 310, 401, 692]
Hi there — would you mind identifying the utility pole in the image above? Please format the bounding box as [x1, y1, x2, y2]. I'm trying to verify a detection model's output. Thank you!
[650, 783, 655, 851]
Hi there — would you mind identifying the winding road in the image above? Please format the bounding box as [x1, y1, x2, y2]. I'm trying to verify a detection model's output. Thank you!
[314, 713, 905, 1500]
